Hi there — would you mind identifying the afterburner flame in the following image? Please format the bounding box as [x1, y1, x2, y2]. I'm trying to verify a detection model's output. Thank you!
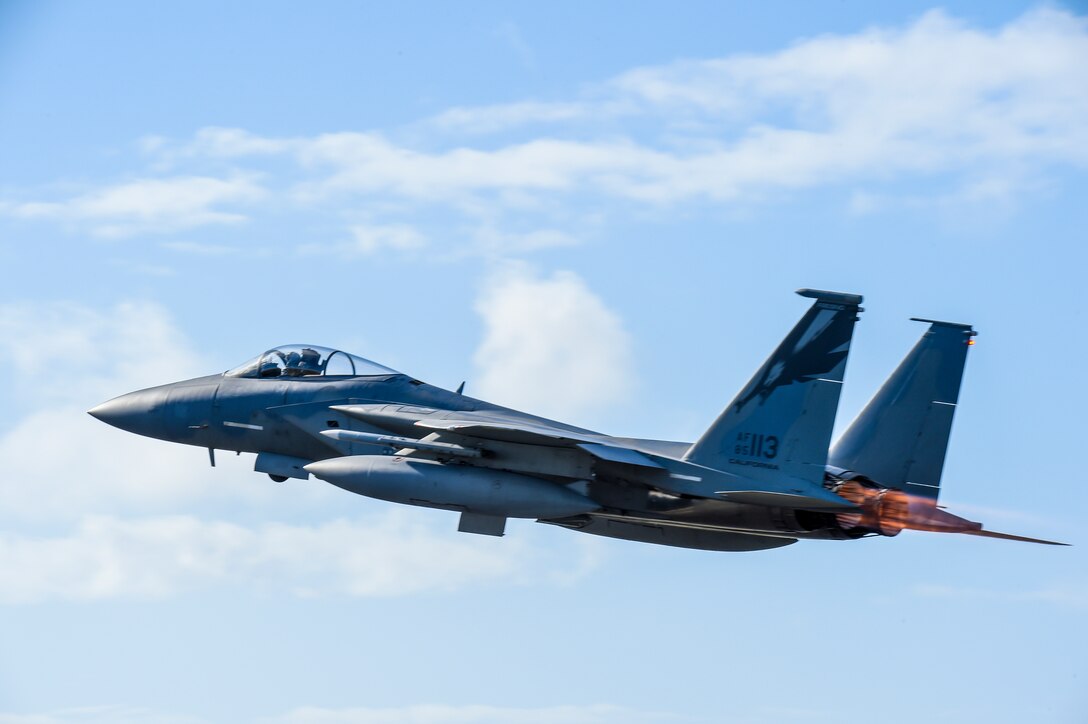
[835, 481, 908, 536]
[834, 481, 980, 537]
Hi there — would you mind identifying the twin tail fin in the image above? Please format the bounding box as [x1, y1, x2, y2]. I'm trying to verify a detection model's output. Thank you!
[684, 289, 862, 493]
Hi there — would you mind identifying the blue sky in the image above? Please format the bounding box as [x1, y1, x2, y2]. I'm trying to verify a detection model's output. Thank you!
[1, 1, 1086, 722]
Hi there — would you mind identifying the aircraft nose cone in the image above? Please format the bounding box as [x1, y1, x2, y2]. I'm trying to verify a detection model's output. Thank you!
[87, 397, 116, 422]
[87, 389, 166, 435]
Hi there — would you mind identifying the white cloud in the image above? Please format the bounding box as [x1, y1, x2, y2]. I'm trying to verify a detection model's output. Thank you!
[0, 511, 600, 604]
[4, 175, 264, 237]
[607, 9, 1088, 181]
[0, 301, 202, 407]
[426, 101, 590, 135]
[144, 10, 1086, 215]
[293, 134, 651, 201]
[269, 8, 1086, 206]
[7, 9, 1084, 249]
[613, 8, 1088, 143]
[148, 126, 295, 161]
[296, 222, 428, 258]
[345, 223, 427, 255]
[0, 406, 273, 523]
[0, 299, 608, 600]
[472, 267, 634, 422]
[0, 301, 265, 521]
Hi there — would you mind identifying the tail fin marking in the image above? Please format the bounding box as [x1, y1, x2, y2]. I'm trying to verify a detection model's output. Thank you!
[684, 289, 863, 491]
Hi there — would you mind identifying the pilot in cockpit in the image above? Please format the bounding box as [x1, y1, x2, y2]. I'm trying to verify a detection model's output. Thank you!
[258, 357, 282, 378]
[283, 347, 323, 376]
[227, 345, 397, 380]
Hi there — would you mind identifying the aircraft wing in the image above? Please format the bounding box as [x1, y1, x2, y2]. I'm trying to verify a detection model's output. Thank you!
[332, 404, 666, 470]
[330, 403, 596, 439]
[419, 421, 666, 469]
[415, 417, 606, 446]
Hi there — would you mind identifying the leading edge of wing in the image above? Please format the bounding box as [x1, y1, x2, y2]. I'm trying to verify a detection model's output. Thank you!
[417, 419, 666, 469]
[414, 417, 602, 445]
[332, 404, 606, 447]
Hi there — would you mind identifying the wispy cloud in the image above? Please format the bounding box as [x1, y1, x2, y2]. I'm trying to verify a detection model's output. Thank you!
[426, 101, 591, 135]
[164, 10, 1088, 234]
[0, 299, 607, 602]
[0, 301, 257, 521]
[0, 300, 203, 405]
[5, 9, 1085, 249]
[0, 511, 602, 604]
[2, 175, 264, 237]
[300, 222, 428, 257]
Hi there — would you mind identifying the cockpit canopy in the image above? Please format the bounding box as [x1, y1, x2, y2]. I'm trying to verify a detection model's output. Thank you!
[225, 345, 398, 379]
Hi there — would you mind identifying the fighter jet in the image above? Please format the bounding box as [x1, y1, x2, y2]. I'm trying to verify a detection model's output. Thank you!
[89, 289, 1065, 550]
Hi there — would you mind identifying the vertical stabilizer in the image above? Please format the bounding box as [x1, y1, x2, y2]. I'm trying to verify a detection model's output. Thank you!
[684, 289, 863, 491]
[829, 319, 976, 500]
